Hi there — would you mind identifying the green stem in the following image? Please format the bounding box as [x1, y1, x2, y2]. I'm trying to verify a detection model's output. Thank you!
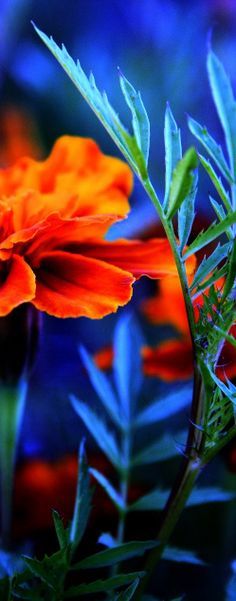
[0, 380, 27, 548]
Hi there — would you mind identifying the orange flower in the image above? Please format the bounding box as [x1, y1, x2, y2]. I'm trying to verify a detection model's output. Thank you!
[0, 135, 187, 319]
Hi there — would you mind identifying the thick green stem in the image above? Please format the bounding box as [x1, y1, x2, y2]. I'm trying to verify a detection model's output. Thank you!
[0, 381, 27, 547]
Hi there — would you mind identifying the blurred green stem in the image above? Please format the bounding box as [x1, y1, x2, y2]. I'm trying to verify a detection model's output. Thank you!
[0, 381, 27, 548]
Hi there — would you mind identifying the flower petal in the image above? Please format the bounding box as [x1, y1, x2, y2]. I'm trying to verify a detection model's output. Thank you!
[142, 276, 190, 335]
[0, 255, 35, 316]
[33, 251, 134, 318]
[142, 338, 193, 381]
[79, 238, 196, 279]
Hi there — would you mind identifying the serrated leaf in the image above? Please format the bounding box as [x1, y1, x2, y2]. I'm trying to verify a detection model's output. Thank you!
[73, 540, 157, 570]
[191, 263, 228, 300]
[119, 70, 150, 165]
[207, 50, 236, 179]
[188, 116, 233, 183]
[166, 147, 198, 219]
[134, 384, 192, 429]
[190, 241, 231, 290]
[22, 551, 67, 591]
[69, 439, 93, 549]
[113, 314, 143, 424]
[131, 486, 236, 511]
[164, 103, 182, 208]
[198, 154, 231, 212]
[115, 578, 140, 601]
[222, 238, 236, 299]
[210, 196, 233, 240]
[163, 546, 205, 566]
[90, 468, 125, 511]
[64, 572, 145, 597]
[79, 345, 122, 429]
[131, 430, 186, 466]
[184, 211, 236, 258]
[208, 370, 236, 404]
[33, 24, 147, 179]
[178, 171, 197, 251]
[70, 396, 121, 469]
[52, 510, 68, 550]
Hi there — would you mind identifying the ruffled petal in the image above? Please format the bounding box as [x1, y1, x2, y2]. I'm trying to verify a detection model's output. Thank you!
[33, 250, 134, 318]
[0, 254, 35, 316]
[142, 276, 190, 335]
[142, 338, 193, 381]
[79, 238, 196, 279]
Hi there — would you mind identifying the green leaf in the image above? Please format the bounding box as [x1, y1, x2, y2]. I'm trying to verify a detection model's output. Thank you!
[131, 486, 236, 511]
[119, 70, 150, 165]
[131, 430, 186, 466]
[163, 546, 206, 566]
[22, 550, 67, 591]
[72, 540, 158, 570]
[90, 468, 125, 511]
[214, 326, 236, 348]
[191, 263, 228, 300]
[32, 24, 147, 179]
[166, 147, 198, 219]
[0, 577, 11, 601]
[164, 103, 182, 208]
[198, 154, 232, 212]
[115, 578, 140, 600]
[178, 171, 197, 251]
[69, 439, 93, 549]
[210, 196, 233, 240]
[188, 116, 233, 183]
[64, 572, 145, 597]
[79, 346, 122, 429]
[52, 510, 68, 550]
[113, 314, 143, 424]
[190, 241, 231, 290]
[184, 211, 236, 258]
[134, 384, 192, 429]
[70, 396, 122, 469]
[207, 50, 236, 179]
[222, 238, 236, 299]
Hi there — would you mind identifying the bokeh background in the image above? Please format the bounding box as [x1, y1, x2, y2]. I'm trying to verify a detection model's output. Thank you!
[1, 1, 236, 599]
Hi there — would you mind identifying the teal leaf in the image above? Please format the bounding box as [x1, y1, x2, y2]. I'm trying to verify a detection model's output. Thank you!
[115, 578, 140, 600]
[163, 546, 206, 566]
[190, 241, 231, 290]
[52, 510, 68, 550]
[134, 384, 192, 429]
[98, 532, 117, 548]
[64, 572, 145, 597]
[113, 314, 143, 424]
[191, 263, 228, 300]
[178, 171, 197, 251]
[131, 486, 236, 511]
[188, 116, 233, 183]
[164, 103, 182, 209]
[22, 550, 67, 590]
[184, 211, 236, 258]
[198, 154, 231, 212]
[69, 439, 93, 549]
[90, 468, 125, 511]
[70, 396, 121, 469]
[119, 70, 150, 165]
[72, 540, 158, 570]
[32, 24, 147, 179]
[210, 196, 233, 240]
[207, 50, 236, 179]
[79, 346, 122, 429]
[166, 147, 198, 219]
[131, 430, 186, 466]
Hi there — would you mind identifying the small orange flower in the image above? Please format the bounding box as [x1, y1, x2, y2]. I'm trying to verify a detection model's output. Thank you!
[0, 136, 188, 319]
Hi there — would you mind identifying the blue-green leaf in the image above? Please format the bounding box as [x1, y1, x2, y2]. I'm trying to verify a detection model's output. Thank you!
[115, 578, 140, 601]
[198, 154, 232, 212]
[119, 70, 150, 165]
[207, 50, 236, 179]
[79, 346, 122, 429]
[69, 439, 93, 549]
[178, 171, 197, 251]
[164, 103, 182, 208]
[72, 540, 158, 570]
[134, 384, 192, 429]
[163, 546, 205, 566]
[64, 572, 145, 597]
[131, 430, 186, 466]
[184, 211, 236, 258]
[166, 147, 198, 219]
[89, 468, 125, 511]
[190, 241, 231, 290]
[131, 486, 236, 511]
[113, 314, 143, 424]
[52, 510, 68, 550]
[188, 116, 233, 183]
[70, 396, 121, 469]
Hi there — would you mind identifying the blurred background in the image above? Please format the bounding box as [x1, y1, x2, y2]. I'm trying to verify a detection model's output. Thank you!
[1, 1, 236, 598]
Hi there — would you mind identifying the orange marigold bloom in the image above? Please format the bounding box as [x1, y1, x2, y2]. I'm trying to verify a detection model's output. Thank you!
[0, 135, 187, 319]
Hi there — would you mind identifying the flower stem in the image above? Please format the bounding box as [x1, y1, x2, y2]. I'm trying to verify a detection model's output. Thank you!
[0, 381, 27, 547]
